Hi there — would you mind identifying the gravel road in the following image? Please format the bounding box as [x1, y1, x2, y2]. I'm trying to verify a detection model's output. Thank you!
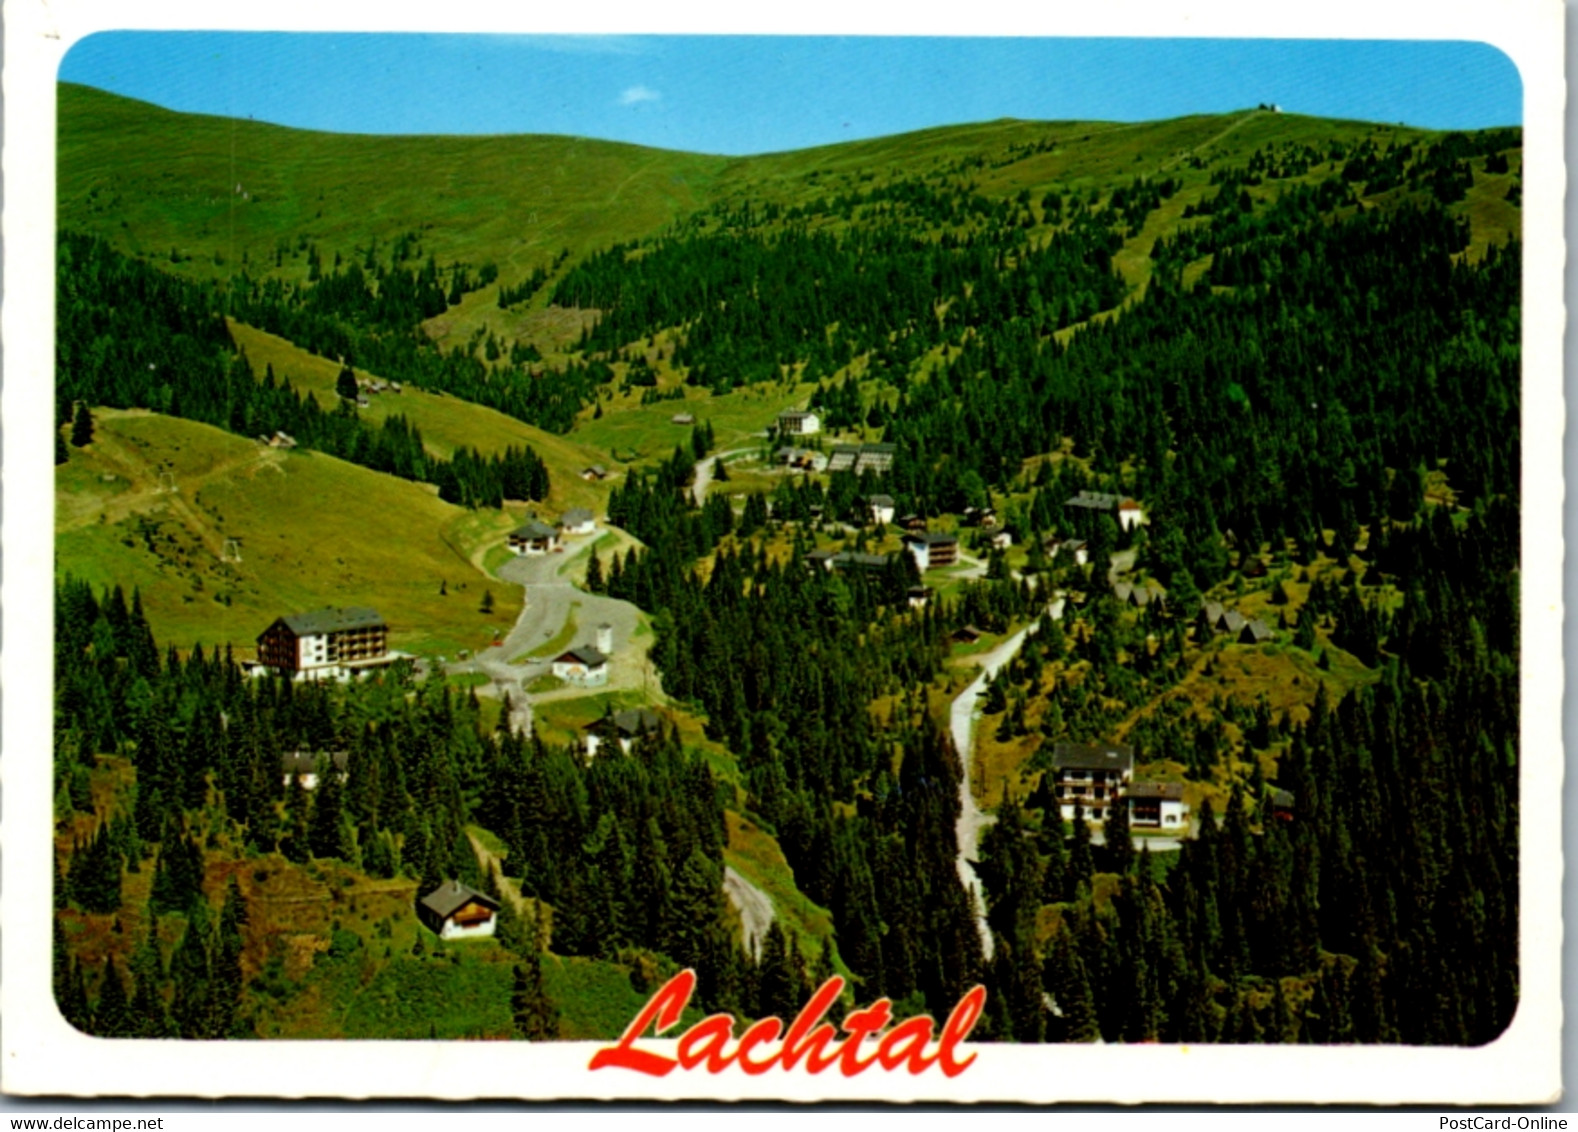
[690, 447, 755, 506]
[723, 867, 775, 960]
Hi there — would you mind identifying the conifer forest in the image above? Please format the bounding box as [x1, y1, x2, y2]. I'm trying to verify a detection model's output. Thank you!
[52, 80, 1522, 1048]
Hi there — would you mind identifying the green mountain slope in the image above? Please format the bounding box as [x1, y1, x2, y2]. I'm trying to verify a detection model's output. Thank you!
[59, 82, 726, 287]
[56, 409, 524, 657]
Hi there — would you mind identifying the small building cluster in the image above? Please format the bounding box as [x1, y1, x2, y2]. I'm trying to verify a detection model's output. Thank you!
[507, 509, 599, 556]
[1043, 536, 1089, 566]
[1064, 491, 1145, 532]
[1045, 741, 1189, 830]
[280, 750, 349, 790]
[1197, 601, 1274, 644]
[1113, 579, 1167, 609]
[776, 446, 826, 472]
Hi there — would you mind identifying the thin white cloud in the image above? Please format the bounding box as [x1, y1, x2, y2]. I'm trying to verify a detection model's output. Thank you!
[619, 85, 661, 106]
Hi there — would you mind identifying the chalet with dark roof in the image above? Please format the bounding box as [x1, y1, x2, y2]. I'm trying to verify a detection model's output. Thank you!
[417, 880, 500, 941]
[828, 551, 891, 574]
[1048, 741, 1135, 822]
[508, 520, 561, 556]
[1126, 781, 1188, 830]
[584, 708, 664, 757]
[1045, 537, 1089, 566]
[552, 645, 609, 688]
[560, 508, 596, 537]
[867, 494, 897, 525]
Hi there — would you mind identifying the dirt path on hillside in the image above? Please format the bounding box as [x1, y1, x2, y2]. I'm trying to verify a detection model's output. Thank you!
[1159, 109, 1265, 172]
[949, 597, 1065, 962]
[723, 867, 775, 961]
[468, 830, 531, 917]
[57, 416, 288, 546]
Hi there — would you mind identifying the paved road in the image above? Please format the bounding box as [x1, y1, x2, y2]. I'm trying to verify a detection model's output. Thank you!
[448, 527, 652, 727]
[723, 867, 775, 960]
[949, 596, 1065, 962]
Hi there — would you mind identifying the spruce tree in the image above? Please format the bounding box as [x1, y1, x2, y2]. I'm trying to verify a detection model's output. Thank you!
[70, 401, 94, 448]
[1067, 800, 1095, 899]
[1105, 788, 1135, 876]
[129, 914, 171, 1038]
[59, 956, 92, 1033]
[336, 364, 359, 401]
[511, 952, 559, 1040]
[169, 900, 216, 1039]
[93, 957, 133, 1038]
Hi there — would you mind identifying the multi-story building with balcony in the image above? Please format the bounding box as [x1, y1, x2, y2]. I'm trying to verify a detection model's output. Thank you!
[1048, 740, 1135, 822]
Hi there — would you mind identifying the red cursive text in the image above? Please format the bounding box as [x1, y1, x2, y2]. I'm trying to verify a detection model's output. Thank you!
[588, 970, 986, 1078]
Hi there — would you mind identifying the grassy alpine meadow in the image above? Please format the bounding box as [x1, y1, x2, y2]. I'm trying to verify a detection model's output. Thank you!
[58, 82, 727, 289]
[55, 410, 521, 658]
[226, 319, 613, 515]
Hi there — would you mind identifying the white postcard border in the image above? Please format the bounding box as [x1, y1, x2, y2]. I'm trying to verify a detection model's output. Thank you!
[4, 0, 1564, 1104]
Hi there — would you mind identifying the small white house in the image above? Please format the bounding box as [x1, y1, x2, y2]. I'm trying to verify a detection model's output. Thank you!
[508, 520, 561, 556]
[989, 530, 1014, 551]
[560, 508, 596, 537]
[868, 494, 896, 526]
[417, 880, 500, 941]
[552, 645, 609, 688]
[1047, 537, 1089, 567]
[1126, 782, 1189, 830]
[583, 708, 662, 757]
[1118, 500, 1146, 532]
[778, 410, 821, 436]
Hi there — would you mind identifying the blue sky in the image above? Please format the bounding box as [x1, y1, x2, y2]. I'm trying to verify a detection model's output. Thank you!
[59, 34, 1521, 155]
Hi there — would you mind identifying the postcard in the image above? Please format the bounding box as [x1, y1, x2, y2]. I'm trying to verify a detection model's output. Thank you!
[3, 0, 1564, 1105]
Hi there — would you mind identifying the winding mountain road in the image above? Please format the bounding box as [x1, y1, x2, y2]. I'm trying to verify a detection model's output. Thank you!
[949, 598, 1064, 961]
[447, 528, 651, 729]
